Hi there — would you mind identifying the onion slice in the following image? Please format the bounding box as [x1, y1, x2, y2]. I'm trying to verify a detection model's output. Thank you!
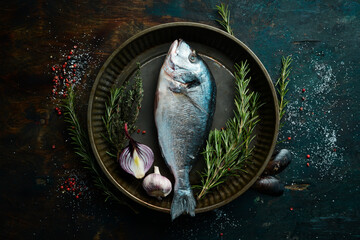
[118, 123, 154, 179]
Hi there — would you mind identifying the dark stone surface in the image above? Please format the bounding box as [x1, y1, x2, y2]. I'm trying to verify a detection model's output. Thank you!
[0, 0, 359, 239]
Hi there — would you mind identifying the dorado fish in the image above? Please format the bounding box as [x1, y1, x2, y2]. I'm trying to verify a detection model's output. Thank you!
[154, 39, 216, 220]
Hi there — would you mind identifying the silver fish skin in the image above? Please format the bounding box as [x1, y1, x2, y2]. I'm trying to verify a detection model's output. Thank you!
[155, 39, 216, 220]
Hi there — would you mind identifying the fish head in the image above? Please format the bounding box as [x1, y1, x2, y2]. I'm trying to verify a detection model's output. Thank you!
[163, 39, 207, 87]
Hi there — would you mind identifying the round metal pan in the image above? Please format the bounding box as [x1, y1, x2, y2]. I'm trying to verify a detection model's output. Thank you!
[88, 22, 279, 213]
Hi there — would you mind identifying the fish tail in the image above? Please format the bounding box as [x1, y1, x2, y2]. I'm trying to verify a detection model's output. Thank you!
[171, 189, 196, 220]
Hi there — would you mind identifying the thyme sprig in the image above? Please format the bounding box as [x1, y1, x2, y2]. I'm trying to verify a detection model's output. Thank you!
[216, 3, 234, 35]
[276, 56, 292, 123]
[196, 62, 261, 199]
[102, 63, 144, 157]
[62, 87, 137, 212]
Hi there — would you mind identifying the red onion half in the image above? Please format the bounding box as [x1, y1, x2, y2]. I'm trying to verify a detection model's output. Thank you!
[118, 123, 154, 179]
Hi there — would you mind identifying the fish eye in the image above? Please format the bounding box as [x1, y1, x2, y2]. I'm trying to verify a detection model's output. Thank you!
[189, 51, 197, 63]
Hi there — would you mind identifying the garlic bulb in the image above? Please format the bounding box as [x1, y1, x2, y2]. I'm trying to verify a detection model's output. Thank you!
[142, 166, 172, 200]
[118, 123, 154, 179]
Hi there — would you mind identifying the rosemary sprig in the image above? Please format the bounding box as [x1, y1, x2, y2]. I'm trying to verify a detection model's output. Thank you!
[102, 63, 144, 157]
[102, 87, 122, 157]
[196, 62, 261, 199]
[216, 3, 234, 35]
[276, 56, 292, 124]
[62, 87, 137, 213]
[215, 3, 293, 124]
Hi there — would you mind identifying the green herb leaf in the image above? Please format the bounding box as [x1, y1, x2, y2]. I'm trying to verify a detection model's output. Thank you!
[276, 56, 292, 123]
[62, 86, 138, 213]
[216, 3, 234, 35]
[196, 61, 261, 199]
[102, 62, 144, 156]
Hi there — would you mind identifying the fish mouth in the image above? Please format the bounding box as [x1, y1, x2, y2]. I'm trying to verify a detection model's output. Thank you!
[167, 39, 183, 71]
[168, 39, 183, 55]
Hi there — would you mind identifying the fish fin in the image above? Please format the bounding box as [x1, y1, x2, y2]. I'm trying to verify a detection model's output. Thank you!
[180, 89, 209, 116]
[168, 86, 209, 115]
[171, 189, 196, 220]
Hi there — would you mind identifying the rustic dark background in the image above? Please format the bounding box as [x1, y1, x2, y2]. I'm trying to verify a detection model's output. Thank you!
[1, 0, 359, 239]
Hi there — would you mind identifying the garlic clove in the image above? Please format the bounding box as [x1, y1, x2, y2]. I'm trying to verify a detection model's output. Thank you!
[142, 166, 172, 200]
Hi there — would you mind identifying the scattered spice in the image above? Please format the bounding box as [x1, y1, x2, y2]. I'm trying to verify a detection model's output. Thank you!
[301, 97, 305, 101]
[142, 130, 146, 134]
[50, 45, 92, 103]
[287, 137, 291, 140]
[60, 176, 87, 199]
[137, 129, 141, 134]
[300, 107, 303, 111]
[52, 144, 56, 149]
[302, 88, 306, 93]
[290, 207, 294, 211]
[306, 154, 310, 159]
[306, 162, 310, 167]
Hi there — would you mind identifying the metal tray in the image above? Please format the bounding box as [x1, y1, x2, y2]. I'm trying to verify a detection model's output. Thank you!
[88, 22, 279, 213]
